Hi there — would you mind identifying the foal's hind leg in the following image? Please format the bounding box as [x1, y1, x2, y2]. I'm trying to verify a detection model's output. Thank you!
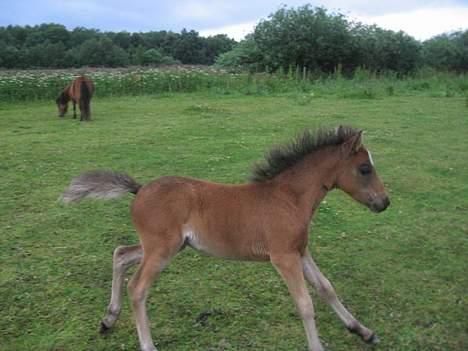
[128, 234, 183, 351]
[302, 251, 379, 344]
[101, 244, 143, 332]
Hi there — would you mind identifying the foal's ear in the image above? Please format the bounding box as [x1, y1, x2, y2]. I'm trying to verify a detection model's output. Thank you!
[341, 130, 363, 156]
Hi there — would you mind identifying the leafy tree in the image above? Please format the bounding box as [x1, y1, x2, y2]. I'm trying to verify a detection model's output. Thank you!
[0, 44, 23, 68]
[422, 30, 468, 72]
[202, 34, 236, 64]
[42, 23, 70, 44]
[27, 41, 68, 67]
[173, 29, 204, 64]
[4, 25, 29, 46]
[69, 27, 101, 47]
[217, 5, 422, 74]
[130, 45, 146, 65]
[141, 48, 177, 65]
[253, 5, 354, 73]
[215, 34, 264, 71]
[0, 17, 462, 72]
[353, 25, 421, 74]
[78, 37, 129, 67]
[110, 31, 132, 50]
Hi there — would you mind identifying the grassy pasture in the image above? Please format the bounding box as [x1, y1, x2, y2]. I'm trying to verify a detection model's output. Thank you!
[0, 91, 467, 350]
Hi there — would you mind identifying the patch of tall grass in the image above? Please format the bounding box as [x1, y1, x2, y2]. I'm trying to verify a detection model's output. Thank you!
[0, 66, 466, 102]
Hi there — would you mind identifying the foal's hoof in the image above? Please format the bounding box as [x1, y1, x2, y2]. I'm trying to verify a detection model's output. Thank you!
[99, 321, 111, 334]
[365, 333, 380, 345]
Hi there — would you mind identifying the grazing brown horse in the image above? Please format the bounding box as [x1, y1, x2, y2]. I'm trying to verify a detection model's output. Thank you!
[56, 76, 94, 121]
[61, 126, 390, 351]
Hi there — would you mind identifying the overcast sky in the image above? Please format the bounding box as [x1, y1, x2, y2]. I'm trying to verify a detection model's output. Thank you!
[1, 0, 467, 41]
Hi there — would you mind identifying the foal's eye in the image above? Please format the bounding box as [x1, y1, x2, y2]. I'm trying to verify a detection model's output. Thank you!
[359, 164, 372, 175]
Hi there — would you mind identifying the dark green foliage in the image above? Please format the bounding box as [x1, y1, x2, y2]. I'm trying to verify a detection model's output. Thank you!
[218, 5, 465, 75]
[253, 6, 354, 73]
[215, 34, 264, 72]
[0, 9, 466, 74]
[78, 37, 129, 67]
[0, 24, 235, 69]
[351, 25, 421, 74]
[422, 30, 468, 72]
[173, 29, 206, 64]
[233, 5, 423, 75]
[141, 49, 177, 66]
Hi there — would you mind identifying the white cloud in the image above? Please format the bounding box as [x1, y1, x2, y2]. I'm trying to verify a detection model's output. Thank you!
[200, 4, 468, 41]
[174, 1, 216, 20]
[199, 21, 257, 40]
[351, 6, 468, 40]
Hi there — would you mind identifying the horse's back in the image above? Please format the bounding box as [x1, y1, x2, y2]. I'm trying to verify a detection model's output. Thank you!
[69, 76, 94, 101]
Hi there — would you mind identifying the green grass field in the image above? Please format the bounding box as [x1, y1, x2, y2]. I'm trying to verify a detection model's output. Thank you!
[0, 92, 467, 350]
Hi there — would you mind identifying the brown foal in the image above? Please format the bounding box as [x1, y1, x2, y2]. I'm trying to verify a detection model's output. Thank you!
[61, 126, 390, 351]
[56, 75, 94, 121]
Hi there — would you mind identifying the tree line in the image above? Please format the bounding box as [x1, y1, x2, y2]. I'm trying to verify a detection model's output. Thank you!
[0, 5, 466, 74]
[217, 6, 468, 74]
[0, 24, 235, 68]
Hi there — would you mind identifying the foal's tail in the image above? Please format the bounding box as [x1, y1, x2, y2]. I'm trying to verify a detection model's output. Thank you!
[60, 170, 142, 203]
[80, 80, 91, 120]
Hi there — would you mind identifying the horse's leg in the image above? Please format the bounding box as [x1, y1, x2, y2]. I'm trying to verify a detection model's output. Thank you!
[302, 251, 378, 344]
[128, 233, 183, 351]
[86, 99, 91, 121]
[271, 253, 324, 351]
[79, 100, 84, 121]
[73, 101, 77, 118]
[100, 244, 143, 333]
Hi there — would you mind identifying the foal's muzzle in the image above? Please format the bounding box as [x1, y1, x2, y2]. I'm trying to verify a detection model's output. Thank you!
[369, 196, 390, 213]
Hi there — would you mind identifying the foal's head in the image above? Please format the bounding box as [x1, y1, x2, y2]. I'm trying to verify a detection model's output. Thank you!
[56, 92, 69, 117]
[335, 127, 390, 213]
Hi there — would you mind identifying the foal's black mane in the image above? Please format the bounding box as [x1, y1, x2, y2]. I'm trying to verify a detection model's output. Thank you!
[251, 126, 359, 182]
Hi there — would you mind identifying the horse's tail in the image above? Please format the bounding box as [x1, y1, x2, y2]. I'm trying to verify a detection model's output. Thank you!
[80, 79, 91, 120]
[60, 170, 142, 203]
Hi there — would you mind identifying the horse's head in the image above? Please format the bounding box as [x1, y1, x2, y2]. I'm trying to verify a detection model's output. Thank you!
[56, 93, 68, 117]
[335, 128, 390, 213]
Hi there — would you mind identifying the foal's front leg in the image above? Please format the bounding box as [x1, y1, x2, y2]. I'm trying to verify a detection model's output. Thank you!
[271, 253, 324, 351]
[302, 251, 378, 344]
[73, 101, 76, 119]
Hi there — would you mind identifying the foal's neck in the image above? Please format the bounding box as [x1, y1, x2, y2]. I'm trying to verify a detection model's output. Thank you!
[272, 147, 340, 217]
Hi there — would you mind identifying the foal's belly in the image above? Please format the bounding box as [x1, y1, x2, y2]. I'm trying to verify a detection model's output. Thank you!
[182, 226, 269, 261]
